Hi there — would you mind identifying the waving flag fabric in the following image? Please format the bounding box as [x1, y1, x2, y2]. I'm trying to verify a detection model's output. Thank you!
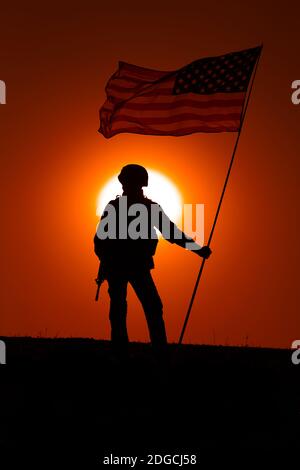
[99, 46, 261, 138]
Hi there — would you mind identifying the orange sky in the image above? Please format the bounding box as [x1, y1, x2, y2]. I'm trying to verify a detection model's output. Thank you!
[1, 1, 299, 347]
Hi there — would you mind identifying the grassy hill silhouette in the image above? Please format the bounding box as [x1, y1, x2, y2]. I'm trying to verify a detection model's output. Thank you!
[0, 337, 299, 466]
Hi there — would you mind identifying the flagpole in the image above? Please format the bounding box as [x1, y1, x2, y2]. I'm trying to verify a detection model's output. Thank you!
[178, 45, 263, 345]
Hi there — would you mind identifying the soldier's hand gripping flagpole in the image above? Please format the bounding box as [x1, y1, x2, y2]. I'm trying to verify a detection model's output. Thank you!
[178, 45, 263, 344]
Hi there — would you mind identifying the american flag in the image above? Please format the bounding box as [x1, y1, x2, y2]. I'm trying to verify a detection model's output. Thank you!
[99, 46, 261, 138]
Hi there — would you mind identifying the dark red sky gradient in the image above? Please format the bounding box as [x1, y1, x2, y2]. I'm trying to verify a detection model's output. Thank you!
[1, 1, 299, 347]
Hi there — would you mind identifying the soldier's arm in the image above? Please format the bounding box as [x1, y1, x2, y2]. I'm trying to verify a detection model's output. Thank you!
[154, 204, 211, 259]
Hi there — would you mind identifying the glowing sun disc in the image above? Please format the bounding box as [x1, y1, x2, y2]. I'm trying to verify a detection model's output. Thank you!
[97, 169, 182, 223]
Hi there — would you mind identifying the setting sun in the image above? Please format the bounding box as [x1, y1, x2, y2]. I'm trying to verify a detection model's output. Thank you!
[97, 169, 182, 223]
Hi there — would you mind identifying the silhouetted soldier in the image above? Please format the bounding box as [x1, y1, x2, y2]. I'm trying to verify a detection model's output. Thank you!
[94, 164, 211, 354]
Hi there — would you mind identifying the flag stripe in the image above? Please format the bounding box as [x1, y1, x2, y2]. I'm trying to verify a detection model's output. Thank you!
[118, 61, 171, 81]
[113, 112, 242, 125]
[107, 86, 245, 99]
[121, 98, 244, 111]
[113, 76, 167, 89]
[111, 118, 241, 134]
[108, 124, 240, 137]
[113, 107, 241, 120]
[106, 77, 175, 97]
[112, 75, 149, 85]
[109, 90, 245, 104]
[117, 94, 245, 112]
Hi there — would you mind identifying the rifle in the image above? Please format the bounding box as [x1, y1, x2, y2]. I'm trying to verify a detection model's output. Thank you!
[95, 262, 105, 301]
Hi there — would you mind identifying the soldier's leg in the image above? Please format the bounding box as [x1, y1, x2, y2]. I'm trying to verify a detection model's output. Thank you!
[107, 276, 129, 348]
[130, 271, 167, 346]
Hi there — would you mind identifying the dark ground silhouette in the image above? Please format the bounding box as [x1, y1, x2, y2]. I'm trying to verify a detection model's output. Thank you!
[0, 337, 299, 467]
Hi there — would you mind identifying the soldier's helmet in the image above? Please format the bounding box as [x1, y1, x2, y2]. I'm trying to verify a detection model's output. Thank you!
[118, 164, 148, 188]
